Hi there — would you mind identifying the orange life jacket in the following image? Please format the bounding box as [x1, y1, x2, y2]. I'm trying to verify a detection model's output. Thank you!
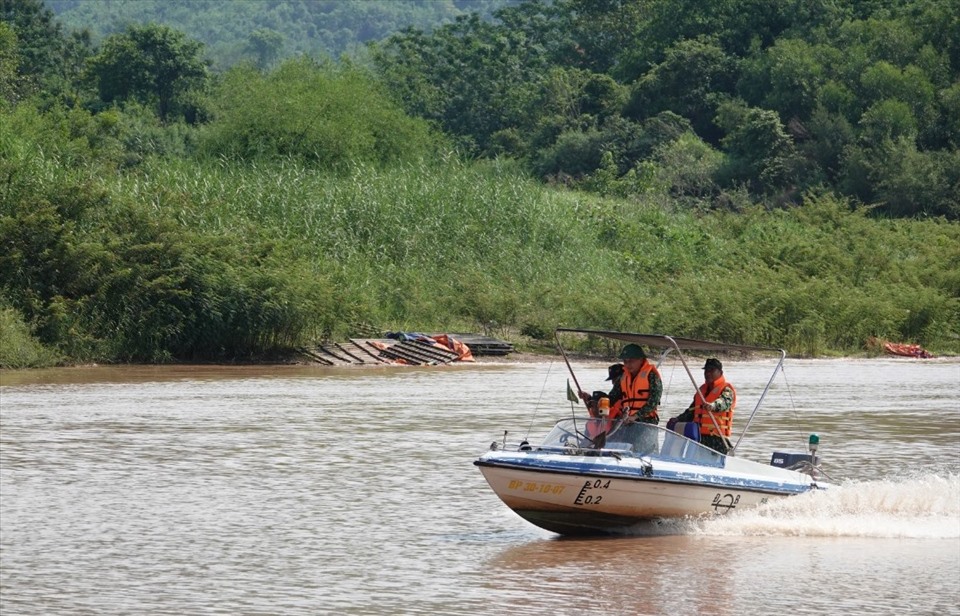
[691, 376, 736, 436]
[612, 360, 659, 421]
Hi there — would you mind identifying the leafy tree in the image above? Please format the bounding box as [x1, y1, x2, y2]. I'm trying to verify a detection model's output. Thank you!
[0, 0, 90, 100]
[556, 0, 647, 76]
[532, 67, 626, 132]
[578, 150, 658, 199]
[836, 16, 923, 70]
[802, 106, 855, 183]
[816, 79, 859, 123]
[650, 132, 724, 203]
[51, 0, 521, 69]
[738, 38, 828, 122]
[372, 4, 561, 154]
[912, 0, 960, 76]
[633, 111, 695, 154]
[626, 36, 738, 143]
[939, 82, 960, 148]
[632, 0, 829, 67]
[531, 112, 693, 184]
[857, 98, 917, 147]
[873, 145, 960, 218]
[1, 0, 60, 73]
[716, 101, 803, 196]
[532, 126, 607, 179]
[86, 23, 207, 121]
[859, 61, 932, 110]
[199, 57, 439, 168]
[843, 102, 959, 218]
[246, 28, 284, 70]
[0, 21, 15, 104]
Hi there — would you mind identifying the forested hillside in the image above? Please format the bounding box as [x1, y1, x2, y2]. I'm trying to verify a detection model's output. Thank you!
[33, 0, 960, 218]
[370, 0, 959, 219]
[1, 0, 957, 368]
[46, 0, 518, 68]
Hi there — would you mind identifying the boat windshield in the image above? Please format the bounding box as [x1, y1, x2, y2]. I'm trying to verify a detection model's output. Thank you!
[539, 418, 724, 466]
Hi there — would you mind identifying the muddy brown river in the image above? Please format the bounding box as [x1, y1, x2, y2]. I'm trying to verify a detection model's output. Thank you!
[1, 357, 958, 615]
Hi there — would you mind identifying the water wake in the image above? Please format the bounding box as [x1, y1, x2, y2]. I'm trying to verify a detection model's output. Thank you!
[692, 472, 960, 538]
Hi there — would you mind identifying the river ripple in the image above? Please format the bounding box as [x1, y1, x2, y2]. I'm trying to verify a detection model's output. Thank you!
[1, 358, 958, 615]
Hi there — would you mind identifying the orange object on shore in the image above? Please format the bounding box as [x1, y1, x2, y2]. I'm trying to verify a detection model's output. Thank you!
[431, 334, 475, 362]
[883, 342, 933, 358]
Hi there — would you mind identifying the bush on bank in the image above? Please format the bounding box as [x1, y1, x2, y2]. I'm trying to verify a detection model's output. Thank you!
[0, 119, 341, 365]
[0, 306, 61, 369]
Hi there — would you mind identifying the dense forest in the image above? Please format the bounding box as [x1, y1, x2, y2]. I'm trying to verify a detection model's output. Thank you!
[1, 0, 958, 368]
[46, 0, 519, 69]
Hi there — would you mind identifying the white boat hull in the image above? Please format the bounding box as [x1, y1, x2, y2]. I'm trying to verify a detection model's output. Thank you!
[476, 438, 822, 535]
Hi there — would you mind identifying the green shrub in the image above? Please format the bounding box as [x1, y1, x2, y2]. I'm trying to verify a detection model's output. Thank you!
[0, 306, 60, 369]
[198, 58, 441, 168]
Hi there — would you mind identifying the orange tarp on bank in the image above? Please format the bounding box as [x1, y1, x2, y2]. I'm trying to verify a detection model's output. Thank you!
[431, 334, 475, 362]
[883, 342, 933, 358]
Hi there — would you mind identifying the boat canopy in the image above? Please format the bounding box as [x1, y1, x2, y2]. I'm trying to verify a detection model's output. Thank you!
[554, 328, 784, 355]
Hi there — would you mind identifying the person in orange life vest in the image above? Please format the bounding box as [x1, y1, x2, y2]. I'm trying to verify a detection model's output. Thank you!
[578, 363, 624, 443]
[671, 358, 736, 454]
[612, 344, 662, 425]
[579, 363, 624, 417]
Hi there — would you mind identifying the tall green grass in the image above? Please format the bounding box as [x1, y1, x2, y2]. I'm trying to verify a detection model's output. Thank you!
[112, 156, 618, 335]
[107, 157, 959, 356]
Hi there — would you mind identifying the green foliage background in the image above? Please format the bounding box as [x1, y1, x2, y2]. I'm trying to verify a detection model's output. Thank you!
[1, 1, 958, 368]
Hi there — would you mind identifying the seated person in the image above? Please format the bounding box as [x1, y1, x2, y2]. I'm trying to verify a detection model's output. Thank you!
[669, 358, 736, 455]
[580, 362, 624, 417]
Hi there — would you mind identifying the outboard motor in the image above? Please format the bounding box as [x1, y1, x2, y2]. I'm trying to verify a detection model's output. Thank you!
[770, 433, 822, 478]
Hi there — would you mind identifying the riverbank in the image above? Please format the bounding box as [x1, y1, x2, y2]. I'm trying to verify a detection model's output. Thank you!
[3, 335, 955, 377]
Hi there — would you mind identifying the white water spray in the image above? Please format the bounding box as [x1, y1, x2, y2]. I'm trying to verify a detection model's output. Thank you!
[691, 472, 960, 538]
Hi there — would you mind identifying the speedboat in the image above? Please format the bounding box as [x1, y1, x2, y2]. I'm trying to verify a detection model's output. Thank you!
[474, 328, 830, 535]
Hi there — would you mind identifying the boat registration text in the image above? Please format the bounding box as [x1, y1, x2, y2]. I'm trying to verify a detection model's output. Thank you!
[507, 480, 567, 495]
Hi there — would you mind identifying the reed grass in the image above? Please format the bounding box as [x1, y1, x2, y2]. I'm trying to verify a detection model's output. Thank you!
[104, 157, 959, 357]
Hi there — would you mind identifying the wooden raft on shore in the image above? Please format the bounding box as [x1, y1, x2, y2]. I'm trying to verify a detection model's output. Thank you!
[298, 334, 514, 366]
